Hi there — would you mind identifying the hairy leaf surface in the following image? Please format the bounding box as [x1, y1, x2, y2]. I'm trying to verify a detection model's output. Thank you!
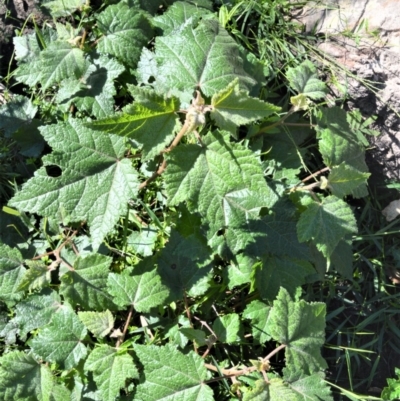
[30, 305, 87, 369]
[297, 195, 357, 258]
[135, 343, 213, 401]
[267, 288, 327, 375]
[154, 19, 256, 99]
[96, 3, 153, 67]
[9, 119, 139, 249]
[85, 345, 138, 401]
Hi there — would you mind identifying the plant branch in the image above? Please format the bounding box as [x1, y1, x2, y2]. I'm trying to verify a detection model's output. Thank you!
[116, 304, 134, 348]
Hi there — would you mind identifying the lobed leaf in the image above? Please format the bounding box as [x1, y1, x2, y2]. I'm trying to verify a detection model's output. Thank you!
[60, 254, 116, 311]
[0, 351, 70, 401]
[286, 60, 327, 100]
[211, 78, 280, 133]
[30, 304, 88, 370]
[96, 3, 153, 68]
[78, 310, 114, 338]
[267, 288, 327, 375]
[135, 343, 213, 401]
[9, 119, 140, 250]
[296, 195, 357, 258]
[107, 265, 169, 312]
[154, 19, 257, 101]
[89, 87, 181, 160]
[84, 345, 138, 401]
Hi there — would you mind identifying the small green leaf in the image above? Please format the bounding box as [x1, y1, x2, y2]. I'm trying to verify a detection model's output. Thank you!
[256, 256, 315, 301]
[0, 95, 37, 137]
[165, 130, 277, 253]
[153, 1, 213, 35]
[18, 260, 51, 292]
[127, 226, 158, 257]
[326, 163, 370, 198]
[211, 78, 280, 132]
[89, 87, 181, 160]
[135, 343, 213, 401]
[179, 328, 208, 347]
[41, 0, 86, 17]
[3, 291, 62, 342]
[297, 195, 357, 258]
[96, 3, 153, 68]
[286, 60, 327, 100]
[284, 371, 333, 401]
[267, 288, 327, 375]
[78, 310, 114, 338]
[84, 345, 138, 401]
[243, 300, 271, 344]
[157, 230, 213, 300]
[224, 254, 254, 289]
[382, 367, 400, 400]
[107, 264, 169, 312]
[213, 313, 240, 343]
[30, 304, 88, 369]
[40, 41, 88, 90]
[60, 254, 116, 311]
[0, 242, 25, 304]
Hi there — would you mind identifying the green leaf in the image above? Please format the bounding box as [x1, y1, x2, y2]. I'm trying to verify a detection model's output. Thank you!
[224, 254, 254, 289]
[267, 288, 327, 375]
[153, 1, 213, 35]
[247, 204, 311, 261]
[0, 242, 25, 304]
[3, 291, 62, 342]
[60, 254, 116, 311]
[165, 130, 277, 252]
[41, 0, 86, 17]
[13, 33, 41, 63]
[382, 367, 400, 400]
[0, 351, 70, 401]
[68, 55, 125, 118]
[127, 225, 158, 257]
[243, 300, 271, 344]
[84, 345, 138, 401]
[317, 107, 368, 174]
[0, 95, 37, 137]
[286, 60, 327, 100]
[157, 230, 213, 300]
[211, 78, 280, 133]
[30, 304, 88, 369]
[243, 378, 297, 401]
[78, 310, 114, 338]
[296, 195, 358, 258]
[9, 119, 140, 250]
[96, 3, 153, 68]
[326, 162, 370, 198]
[88, 87, 181, 160]
[179, 327, 208, 347]
[285, 371, 334, 401]
[107, 263, 169, 312]
[213, 313, 240, 343]
[330, 239, 353, 278]
[39, 41, 88, 90]
[135, 343, 213, 401]
[256, 256, 315, 301]
[154, 19, 256, 100]
[18, 260, 51, 292]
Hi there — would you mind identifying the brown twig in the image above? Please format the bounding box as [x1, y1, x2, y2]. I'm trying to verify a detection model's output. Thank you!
[116, 304, 134, 348]
[204, 343, 286, 379]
